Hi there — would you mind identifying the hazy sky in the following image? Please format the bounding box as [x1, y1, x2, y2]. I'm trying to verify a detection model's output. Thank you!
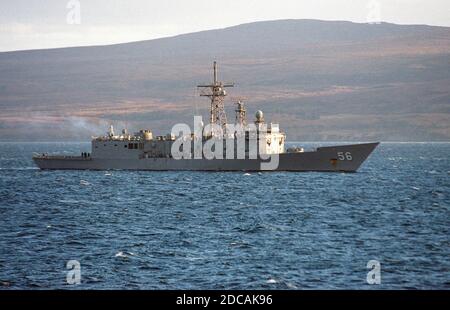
[1, 0, 449, 51]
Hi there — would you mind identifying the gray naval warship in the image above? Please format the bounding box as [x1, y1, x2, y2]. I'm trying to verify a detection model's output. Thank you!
[33, 62, 378, 172]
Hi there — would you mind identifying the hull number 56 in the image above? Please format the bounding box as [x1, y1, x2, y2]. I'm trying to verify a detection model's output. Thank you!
[337, 152, 353, 161]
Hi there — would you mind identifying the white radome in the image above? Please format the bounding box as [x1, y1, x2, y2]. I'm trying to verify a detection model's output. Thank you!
[256, 110, 264, 121]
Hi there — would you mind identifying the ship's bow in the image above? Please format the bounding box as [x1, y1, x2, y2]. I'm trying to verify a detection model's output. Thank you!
[317, 142, 380, 172]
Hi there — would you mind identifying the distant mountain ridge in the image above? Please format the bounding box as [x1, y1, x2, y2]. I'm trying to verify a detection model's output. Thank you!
[0, 19, 449, 141]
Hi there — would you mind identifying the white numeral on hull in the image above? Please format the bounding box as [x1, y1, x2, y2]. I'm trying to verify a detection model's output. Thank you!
[337, 152, 353, 161]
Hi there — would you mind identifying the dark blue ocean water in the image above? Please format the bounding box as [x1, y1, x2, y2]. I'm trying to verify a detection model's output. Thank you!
[0, 142, 449, 289]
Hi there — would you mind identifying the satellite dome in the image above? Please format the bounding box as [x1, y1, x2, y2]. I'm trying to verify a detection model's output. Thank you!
[255, 110, 264, 122]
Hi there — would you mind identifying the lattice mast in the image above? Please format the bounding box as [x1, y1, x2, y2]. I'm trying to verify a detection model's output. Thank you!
[197, 62, 234, 136]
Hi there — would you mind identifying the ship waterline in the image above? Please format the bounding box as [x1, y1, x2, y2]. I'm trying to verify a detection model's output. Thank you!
[33, 142, 379, 172]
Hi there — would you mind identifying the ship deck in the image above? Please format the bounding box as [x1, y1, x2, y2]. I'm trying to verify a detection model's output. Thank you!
[33, 155, 92, 161]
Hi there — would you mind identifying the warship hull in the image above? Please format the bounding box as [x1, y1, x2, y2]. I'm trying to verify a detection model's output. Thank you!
[33, 142, 379, 172]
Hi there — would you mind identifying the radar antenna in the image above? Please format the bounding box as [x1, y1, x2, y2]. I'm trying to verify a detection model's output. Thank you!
[235, 100, 247, 127]
[197, 61, 234, 136]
